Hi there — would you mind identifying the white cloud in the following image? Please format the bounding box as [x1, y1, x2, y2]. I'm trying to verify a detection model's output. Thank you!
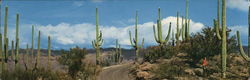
[227, 0, 250, 12]
[33, 16, 204, 49]
[73, 1, 84, 7]
[91, 0, 103, 3]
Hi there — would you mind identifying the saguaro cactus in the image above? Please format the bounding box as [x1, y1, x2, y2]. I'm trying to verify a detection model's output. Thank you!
[153, 8, 172, 47]
[31, 25, 34, 59]
[48, 36, 51, 70]
[15, 14, 19, 66]
[129, 11, 144, 61]
[175, 12, 181, 46]
[184, 0, 190, 40]
[215, 0, 227, 78]
[37, 31, 41, 67]
[92, 8, 104, 65]
[236, 6, 250, 74]
[115, 39, 122, 63]
[3, 6, 8, 71]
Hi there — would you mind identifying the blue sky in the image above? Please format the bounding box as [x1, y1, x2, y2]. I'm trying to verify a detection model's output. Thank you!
[1, 0, 249, 49]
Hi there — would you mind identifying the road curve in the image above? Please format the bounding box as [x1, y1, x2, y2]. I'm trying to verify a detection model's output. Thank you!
[97, 63, 133, 80]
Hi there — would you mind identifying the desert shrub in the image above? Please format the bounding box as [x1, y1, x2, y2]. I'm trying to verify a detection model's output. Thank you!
[58, 46, 87, 79]
[180, 27, 237, 66]
[143, 44, 176, 63]
[1, 68, 61, 80]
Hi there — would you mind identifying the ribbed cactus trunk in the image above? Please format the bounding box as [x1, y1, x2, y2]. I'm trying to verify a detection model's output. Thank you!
[115, 39, 122, 63]
[15, 14, 19, 69]
[92, 8, 103, 65]
[0, 34, 2, 73]
[129, 11, 144, 61]
[37, 31, 41, 67]
[184, 0, 190, 40]
[175, 12, 181, 51]
[215, 0, 227, 78]
[31, 25, 34, 60]
[48, 36, 51, 70]
[3, 6, 8, 71]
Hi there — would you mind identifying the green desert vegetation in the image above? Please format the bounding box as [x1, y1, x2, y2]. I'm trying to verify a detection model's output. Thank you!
[0, 0, 249, 80]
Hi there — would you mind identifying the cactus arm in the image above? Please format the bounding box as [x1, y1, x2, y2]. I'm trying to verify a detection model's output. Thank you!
[99, 39, 104, 46]
[129, 31, 135, 47]
[164, 22, 172, 42]
[92, 40, 97, 48]
[237, 31, 250, 61]
[153, 25, 159, 43]
[216, 0, 222, 40]
[215, 20, 222, 40]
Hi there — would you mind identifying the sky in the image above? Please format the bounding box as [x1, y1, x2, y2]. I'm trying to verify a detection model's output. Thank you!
[0, 0, 249, 49]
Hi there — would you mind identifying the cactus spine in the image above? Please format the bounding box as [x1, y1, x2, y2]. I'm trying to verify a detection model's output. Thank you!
[48, 36, 51, 70]
[92, 8, 104, 65]
[153, 8, 172, 47]
[215, 0, 227, 78]
[15, 14, 19, 67]
[129, 11, 144, 61]
[37, 31, 41, 67]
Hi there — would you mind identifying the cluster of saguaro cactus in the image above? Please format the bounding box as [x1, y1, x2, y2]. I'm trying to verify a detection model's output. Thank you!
[92, 8, 104, 65]
[214, 0, 227, 78]
[129, 11, 144, 61]
[153, 8, 171, 47]
[115, 39, 122, 63]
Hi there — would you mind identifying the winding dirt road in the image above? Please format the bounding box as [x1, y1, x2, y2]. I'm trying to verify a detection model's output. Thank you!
[97, 63, 133, 80]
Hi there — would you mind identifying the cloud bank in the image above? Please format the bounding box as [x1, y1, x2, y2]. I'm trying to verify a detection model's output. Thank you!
[227, 0, 250, 12]
[9, 17, 205, 49]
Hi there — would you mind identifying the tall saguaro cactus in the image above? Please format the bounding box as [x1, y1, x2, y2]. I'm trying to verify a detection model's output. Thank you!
[48, 36, 51, 70]
[129, 11, 144, 61]
[3, 6, 8, 71]
[37, 31, 41, 67]
[184, 0, 190, 40]
[92, 8, 104, 65]
[15, 14, 19, 66]
[11, 40, 14, 60]
[31, 25, 34, 59]
[215, 0, 227, 78]
[153, 8, 171, 47]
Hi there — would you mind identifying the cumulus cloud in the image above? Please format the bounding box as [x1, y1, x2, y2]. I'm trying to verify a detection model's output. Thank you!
[227, 0, 250, 12]
[33, 16, 204, 49]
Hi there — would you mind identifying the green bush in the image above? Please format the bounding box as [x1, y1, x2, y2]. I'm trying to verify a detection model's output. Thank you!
[58, 46, 87, 79]
[180, 27, 237, 66]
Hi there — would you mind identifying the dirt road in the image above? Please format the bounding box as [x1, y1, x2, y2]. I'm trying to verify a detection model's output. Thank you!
[97, 63, 133, 80]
